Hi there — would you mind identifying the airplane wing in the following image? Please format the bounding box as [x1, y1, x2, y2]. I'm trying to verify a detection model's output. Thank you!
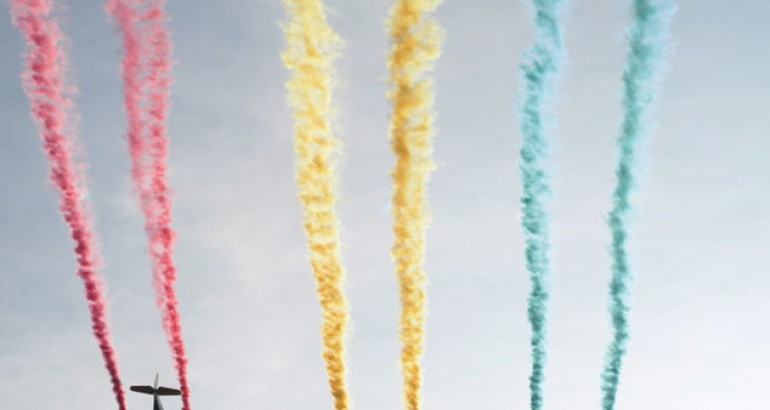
[155, 387, 182, 396]
[130, 385, 155, 395]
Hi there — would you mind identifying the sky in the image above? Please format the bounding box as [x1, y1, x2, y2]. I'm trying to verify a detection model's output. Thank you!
[1, 1, 769, 409]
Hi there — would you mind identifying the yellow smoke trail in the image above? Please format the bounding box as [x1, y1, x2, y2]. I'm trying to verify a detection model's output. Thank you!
[387, 1, 442, 409]
[282, 1, 350, 409]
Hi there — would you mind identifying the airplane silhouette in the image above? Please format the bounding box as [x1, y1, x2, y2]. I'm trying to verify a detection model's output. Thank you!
[130, 373, 181, 410]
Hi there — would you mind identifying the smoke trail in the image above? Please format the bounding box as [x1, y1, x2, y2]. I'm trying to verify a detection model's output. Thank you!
[281, 1, 351, 408]
[517, 1, 567, 409]
[386, 1, 442, 409]
[601, 2, 674, 409]
[106, 2, 191, 409]
[9, 1, 127, 409]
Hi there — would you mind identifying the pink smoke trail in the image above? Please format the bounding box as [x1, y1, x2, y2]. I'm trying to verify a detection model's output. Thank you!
[106, 1, 190, 409]
[9, 1, 127, 409]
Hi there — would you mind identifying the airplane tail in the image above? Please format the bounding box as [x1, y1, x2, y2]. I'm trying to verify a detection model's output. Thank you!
[129, 386, 182, 396]
[130, 373, 182, 396]
[130, 374, 180, 410]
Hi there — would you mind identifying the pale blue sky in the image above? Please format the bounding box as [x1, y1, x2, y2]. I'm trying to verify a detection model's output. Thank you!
[1, 1, 769, 409]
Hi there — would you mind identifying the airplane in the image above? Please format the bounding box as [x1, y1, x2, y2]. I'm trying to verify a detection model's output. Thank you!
[130, 373, 181, 410]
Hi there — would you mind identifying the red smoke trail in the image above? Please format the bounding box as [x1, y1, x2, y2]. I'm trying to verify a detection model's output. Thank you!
[10, 1, 127, 409]
[106, 2, 191, 409]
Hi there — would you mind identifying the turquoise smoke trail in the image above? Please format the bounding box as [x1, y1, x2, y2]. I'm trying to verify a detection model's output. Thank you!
[602, 1, 675, 409]
[518, 1, 567, 409]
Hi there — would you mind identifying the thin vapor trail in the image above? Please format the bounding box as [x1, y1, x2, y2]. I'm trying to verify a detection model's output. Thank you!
[386, 1, 442, 409]
[106, 2, 191, 409]
[601, 1, 675, 409]
[10, 1, 127, 409]
[281, 1, 351, 408]
[517, 0, 566, 409]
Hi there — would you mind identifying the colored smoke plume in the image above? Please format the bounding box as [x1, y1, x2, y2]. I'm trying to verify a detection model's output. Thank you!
[10, 1, 127, 409]
[386, 1, 442, 409]
[517, 0, 567, 409]
[281, 1, 352, 409]
[601, 1, 675, 409]
[106, 1, 191, 409]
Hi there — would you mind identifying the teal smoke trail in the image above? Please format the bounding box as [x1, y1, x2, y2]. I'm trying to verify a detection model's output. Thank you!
[517, 1, 567, 409]
[601, 1, 675, 409]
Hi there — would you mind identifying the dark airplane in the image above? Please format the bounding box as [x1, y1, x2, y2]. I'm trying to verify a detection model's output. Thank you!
[130, 373, 181, 410]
